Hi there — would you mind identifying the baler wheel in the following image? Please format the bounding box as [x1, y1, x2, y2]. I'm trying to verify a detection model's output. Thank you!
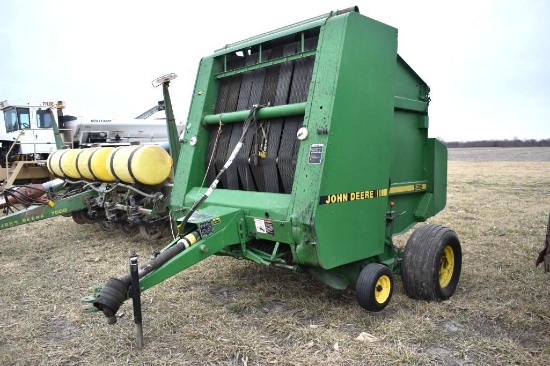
[402, 224, 462, 301]
[356, 263, 394, 312]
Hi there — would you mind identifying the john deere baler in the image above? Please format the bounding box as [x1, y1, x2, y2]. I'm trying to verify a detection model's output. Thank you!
[88, 7, 461, 330]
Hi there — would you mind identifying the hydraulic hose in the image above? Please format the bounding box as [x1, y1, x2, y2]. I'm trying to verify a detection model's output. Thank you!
[0, 180, 60, 209]
[93, 230, 201, 323]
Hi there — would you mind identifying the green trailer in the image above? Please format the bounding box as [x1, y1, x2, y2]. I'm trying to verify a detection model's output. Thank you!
[87, 6, 461, 334]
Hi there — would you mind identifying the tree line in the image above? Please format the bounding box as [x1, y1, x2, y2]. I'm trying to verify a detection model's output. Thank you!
[444, 138, 550, 148]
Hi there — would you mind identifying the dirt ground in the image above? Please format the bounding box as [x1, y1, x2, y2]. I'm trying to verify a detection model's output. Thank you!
[0, 147, 549, 365]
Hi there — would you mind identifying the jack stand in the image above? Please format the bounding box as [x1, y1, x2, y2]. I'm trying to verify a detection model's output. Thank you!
[130, 252, 143, 350]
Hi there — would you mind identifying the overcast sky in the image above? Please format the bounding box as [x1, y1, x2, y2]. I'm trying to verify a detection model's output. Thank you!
[1, 0, 548, 142]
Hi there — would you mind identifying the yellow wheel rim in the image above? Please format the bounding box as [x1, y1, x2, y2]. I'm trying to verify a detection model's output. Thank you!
[439, 245, 455, 288]
[374, 275, 391, 304]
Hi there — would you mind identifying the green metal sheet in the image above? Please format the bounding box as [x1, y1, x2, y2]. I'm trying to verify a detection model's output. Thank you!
[0, 190, 98, 230]
[212, 9, 358, 57]
[171, 57, 220, 217]
[140, 207, 246, 291]
[290, 12, 398, 269]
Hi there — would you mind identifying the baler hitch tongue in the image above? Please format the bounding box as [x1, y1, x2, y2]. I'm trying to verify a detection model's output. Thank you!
[85, 230, 202, 323]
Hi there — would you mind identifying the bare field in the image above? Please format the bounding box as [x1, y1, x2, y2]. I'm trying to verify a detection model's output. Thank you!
[1, 148, 549, 365]
[448, 147, 550, 162]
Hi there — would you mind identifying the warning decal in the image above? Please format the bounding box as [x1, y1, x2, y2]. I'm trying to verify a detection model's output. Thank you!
[199, 220, 214, 237]
[254, 219, 275, 235]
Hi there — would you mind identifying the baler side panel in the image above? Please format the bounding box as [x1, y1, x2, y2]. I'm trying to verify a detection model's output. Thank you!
[389, 109, 428, 234]
[295, 13, 398, 269]
[422, 138, 448, 216]
[391, 57, 428, 185]
[389, 58, 447, 234]
[171, 58, 220, 216]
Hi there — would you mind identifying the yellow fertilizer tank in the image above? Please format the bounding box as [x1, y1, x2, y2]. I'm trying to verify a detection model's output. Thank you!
[107, 145, 171, 185]
[60, 149, 82, 179]
[46, 149, 81, 179]
[46, 146, 170, 185]
[75, 147, 99, 180]
[88, 147, 116, 182]
[46, 149, 67, 178]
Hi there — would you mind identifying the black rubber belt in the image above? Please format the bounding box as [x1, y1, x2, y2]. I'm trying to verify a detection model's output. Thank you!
[224, 52, 258, 190]
[237, 49, 270, 192]
[205, 36, 318, 194]
[248, 46, 282, 192]
[278, 37, 318, 193]
[262, 42, 297, 193]
[211, 57, 245, 189]
[205, 68, 232, 185]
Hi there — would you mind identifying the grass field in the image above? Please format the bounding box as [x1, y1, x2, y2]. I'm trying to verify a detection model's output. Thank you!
[1, 148, 549, 365]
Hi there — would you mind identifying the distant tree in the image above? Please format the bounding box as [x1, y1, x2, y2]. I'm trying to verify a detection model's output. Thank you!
[444, 138, 550, 148]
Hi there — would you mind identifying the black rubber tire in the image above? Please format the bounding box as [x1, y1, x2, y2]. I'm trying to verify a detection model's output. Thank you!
[402, 224, 462, 301]
[356, 263, 394, 312]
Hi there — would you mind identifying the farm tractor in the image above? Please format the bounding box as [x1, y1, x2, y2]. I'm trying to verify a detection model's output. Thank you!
[2, 7, 463, 348]
[0, 100, 66, 188]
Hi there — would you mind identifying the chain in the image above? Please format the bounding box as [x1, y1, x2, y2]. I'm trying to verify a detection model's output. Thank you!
[194, 115, 224, 206]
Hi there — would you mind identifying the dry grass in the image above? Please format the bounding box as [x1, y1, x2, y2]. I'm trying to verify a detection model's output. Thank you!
[1, 148, 549, 365]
